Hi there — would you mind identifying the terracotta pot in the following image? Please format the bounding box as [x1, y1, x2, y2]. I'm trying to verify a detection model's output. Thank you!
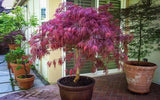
[16, 74, 35, 89]
[10, 63, 31, 80]
[8, 44, 20, 50]
[57, 76, 95, 100]
[7, 61, 14, 73]
[124, 61, 157, 93]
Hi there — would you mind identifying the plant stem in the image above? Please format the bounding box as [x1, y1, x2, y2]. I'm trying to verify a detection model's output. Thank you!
[138, 15, 142, 65]
[23, 62, 28, 78]
[8, 65, 15, 91]
[74, 67, 80, 83]
[73, 49, 80, 83]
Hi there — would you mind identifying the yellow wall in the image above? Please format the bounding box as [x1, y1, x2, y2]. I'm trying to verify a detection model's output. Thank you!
[43, 0, 62, 84]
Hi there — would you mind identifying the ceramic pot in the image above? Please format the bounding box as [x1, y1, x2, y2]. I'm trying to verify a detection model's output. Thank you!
[10, 63, 30, 80]
[57, 76, 95, 100]
[124, 61, 157, 93]
[16, 74, 35, 89]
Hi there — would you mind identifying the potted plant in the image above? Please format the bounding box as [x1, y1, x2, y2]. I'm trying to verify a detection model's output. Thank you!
[0, 12, 15, 53]
[121, 1, 159, 93]
[0, 6, 38, 50]
[5, 47, 34, 89]
[4, 30, 26, 50]
[5, 47, 31, 79]
[29, 2, 130, 100]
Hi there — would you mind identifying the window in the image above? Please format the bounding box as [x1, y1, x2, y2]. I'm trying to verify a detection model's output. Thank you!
[66, 0, 121, 74]
[40, 0, 46, 23]
[41, 8, 46, 20]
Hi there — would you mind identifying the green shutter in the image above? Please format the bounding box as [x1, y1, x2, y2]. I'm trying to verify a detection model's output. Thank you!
[98, 0, 120, 70]
[66, 0, 120, 74]
[99, 0, 121, 20]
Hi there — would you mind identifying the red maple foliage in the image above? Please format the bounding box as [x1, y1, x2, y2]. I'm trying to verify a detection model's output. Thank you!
[29, 2, 132, 73]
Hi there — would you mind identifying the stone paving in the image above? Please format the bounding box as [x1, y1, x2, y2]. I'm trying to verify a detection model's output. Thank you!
[0, 55, 45, 97]
[0, 73, 160, 100]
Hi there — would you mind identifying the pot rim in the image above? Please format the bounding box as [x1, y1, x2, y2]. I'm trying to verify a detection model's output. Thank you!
[16, 74, 35, 81]
[124, 61, 157, 69]
[57, 76, 95, 90]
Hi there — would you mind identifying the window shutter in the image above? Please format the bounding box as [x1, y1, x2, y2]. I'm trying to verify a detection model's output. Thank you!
[99, 0, 121, 20]
[99, 0, 121, 70]
[65, 0, 120, 74]
[67, 0, 95, 8]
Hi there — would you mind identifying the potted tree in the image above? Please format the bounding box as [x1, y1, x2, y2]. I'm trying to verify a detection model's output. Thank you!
[121, 1, 159, 93]
[29, 2, 131, 100]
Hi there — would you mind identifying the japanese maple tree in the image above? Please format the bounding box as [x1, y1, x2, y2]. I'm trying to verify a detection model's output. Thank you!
[29, 2, 132, 83]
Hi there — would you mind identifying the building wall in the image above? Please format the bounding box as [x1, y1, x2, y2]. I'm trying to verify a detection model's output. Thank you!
[23, 0, 45, 80]
[43, 0, 63, 83]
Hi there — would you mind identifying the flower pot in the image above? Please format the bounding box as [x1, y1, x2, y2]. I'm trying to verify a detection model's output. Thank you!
[10, 63, 30, 80]
[8, 44, 20, 50]
[124, 61, 157, 93]
[57, 76, 95, 100]
[16, 74, 35, 89]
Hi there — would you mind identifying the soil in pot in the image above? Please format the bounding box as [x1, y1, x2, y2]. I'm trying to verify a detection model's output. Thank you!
[59, 76, 93, 86]
[17, 74, 35, 89]
[57, 76, 95, 100]
[124, 61, 157, 94]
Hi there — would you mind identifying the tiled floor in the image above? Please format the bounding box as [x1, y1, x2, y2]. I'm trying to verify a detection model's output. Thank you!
[0, 55, 45, 97]
[0, 73, 160, 100]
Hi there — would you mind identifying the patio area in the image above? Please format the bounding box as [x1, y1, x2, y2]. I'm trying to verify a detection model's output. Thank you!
[0, 55, 46, 97]
[0, 73, 160, 100]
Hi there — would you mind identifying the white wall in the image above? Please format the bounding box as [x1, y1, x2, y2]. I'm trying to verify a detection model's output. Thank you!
[23, 0, 47, 79]
[147, 51, 160, 84]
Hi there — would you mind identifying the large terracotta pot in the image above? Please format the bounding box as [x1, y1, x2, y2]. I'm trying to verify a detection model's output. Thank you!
[57, 76, 95, 100]
[16, 74, 35, 89]
[124, 61, 157, 93]
[8, 44, 20, 50]
[10, 63, 30, 80]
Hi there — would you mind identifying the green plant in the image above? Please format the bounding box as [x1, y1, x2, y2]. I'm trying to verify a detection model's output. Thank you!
[5, 47, 25, 63]
[5, 47, 33, 78]
[0, 6, 38, 44]
[121, 1, 160, 63]
[0, 13, 15, 42]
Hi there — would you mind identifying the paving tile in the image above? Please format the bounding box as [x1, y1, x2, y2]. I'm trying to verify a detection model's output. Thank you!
[0, 71, 9, 76]
[0, 66, 8, 71]
[0, 83, 14, 93]
[0, 75, 10, 83]
[33, 79, 45, 88]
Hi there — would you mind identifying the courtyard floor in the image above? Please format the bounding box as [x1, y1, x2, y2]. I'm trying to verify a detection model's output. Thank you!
[0, 73, 160, 100]
[0, 55, 45, 97]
